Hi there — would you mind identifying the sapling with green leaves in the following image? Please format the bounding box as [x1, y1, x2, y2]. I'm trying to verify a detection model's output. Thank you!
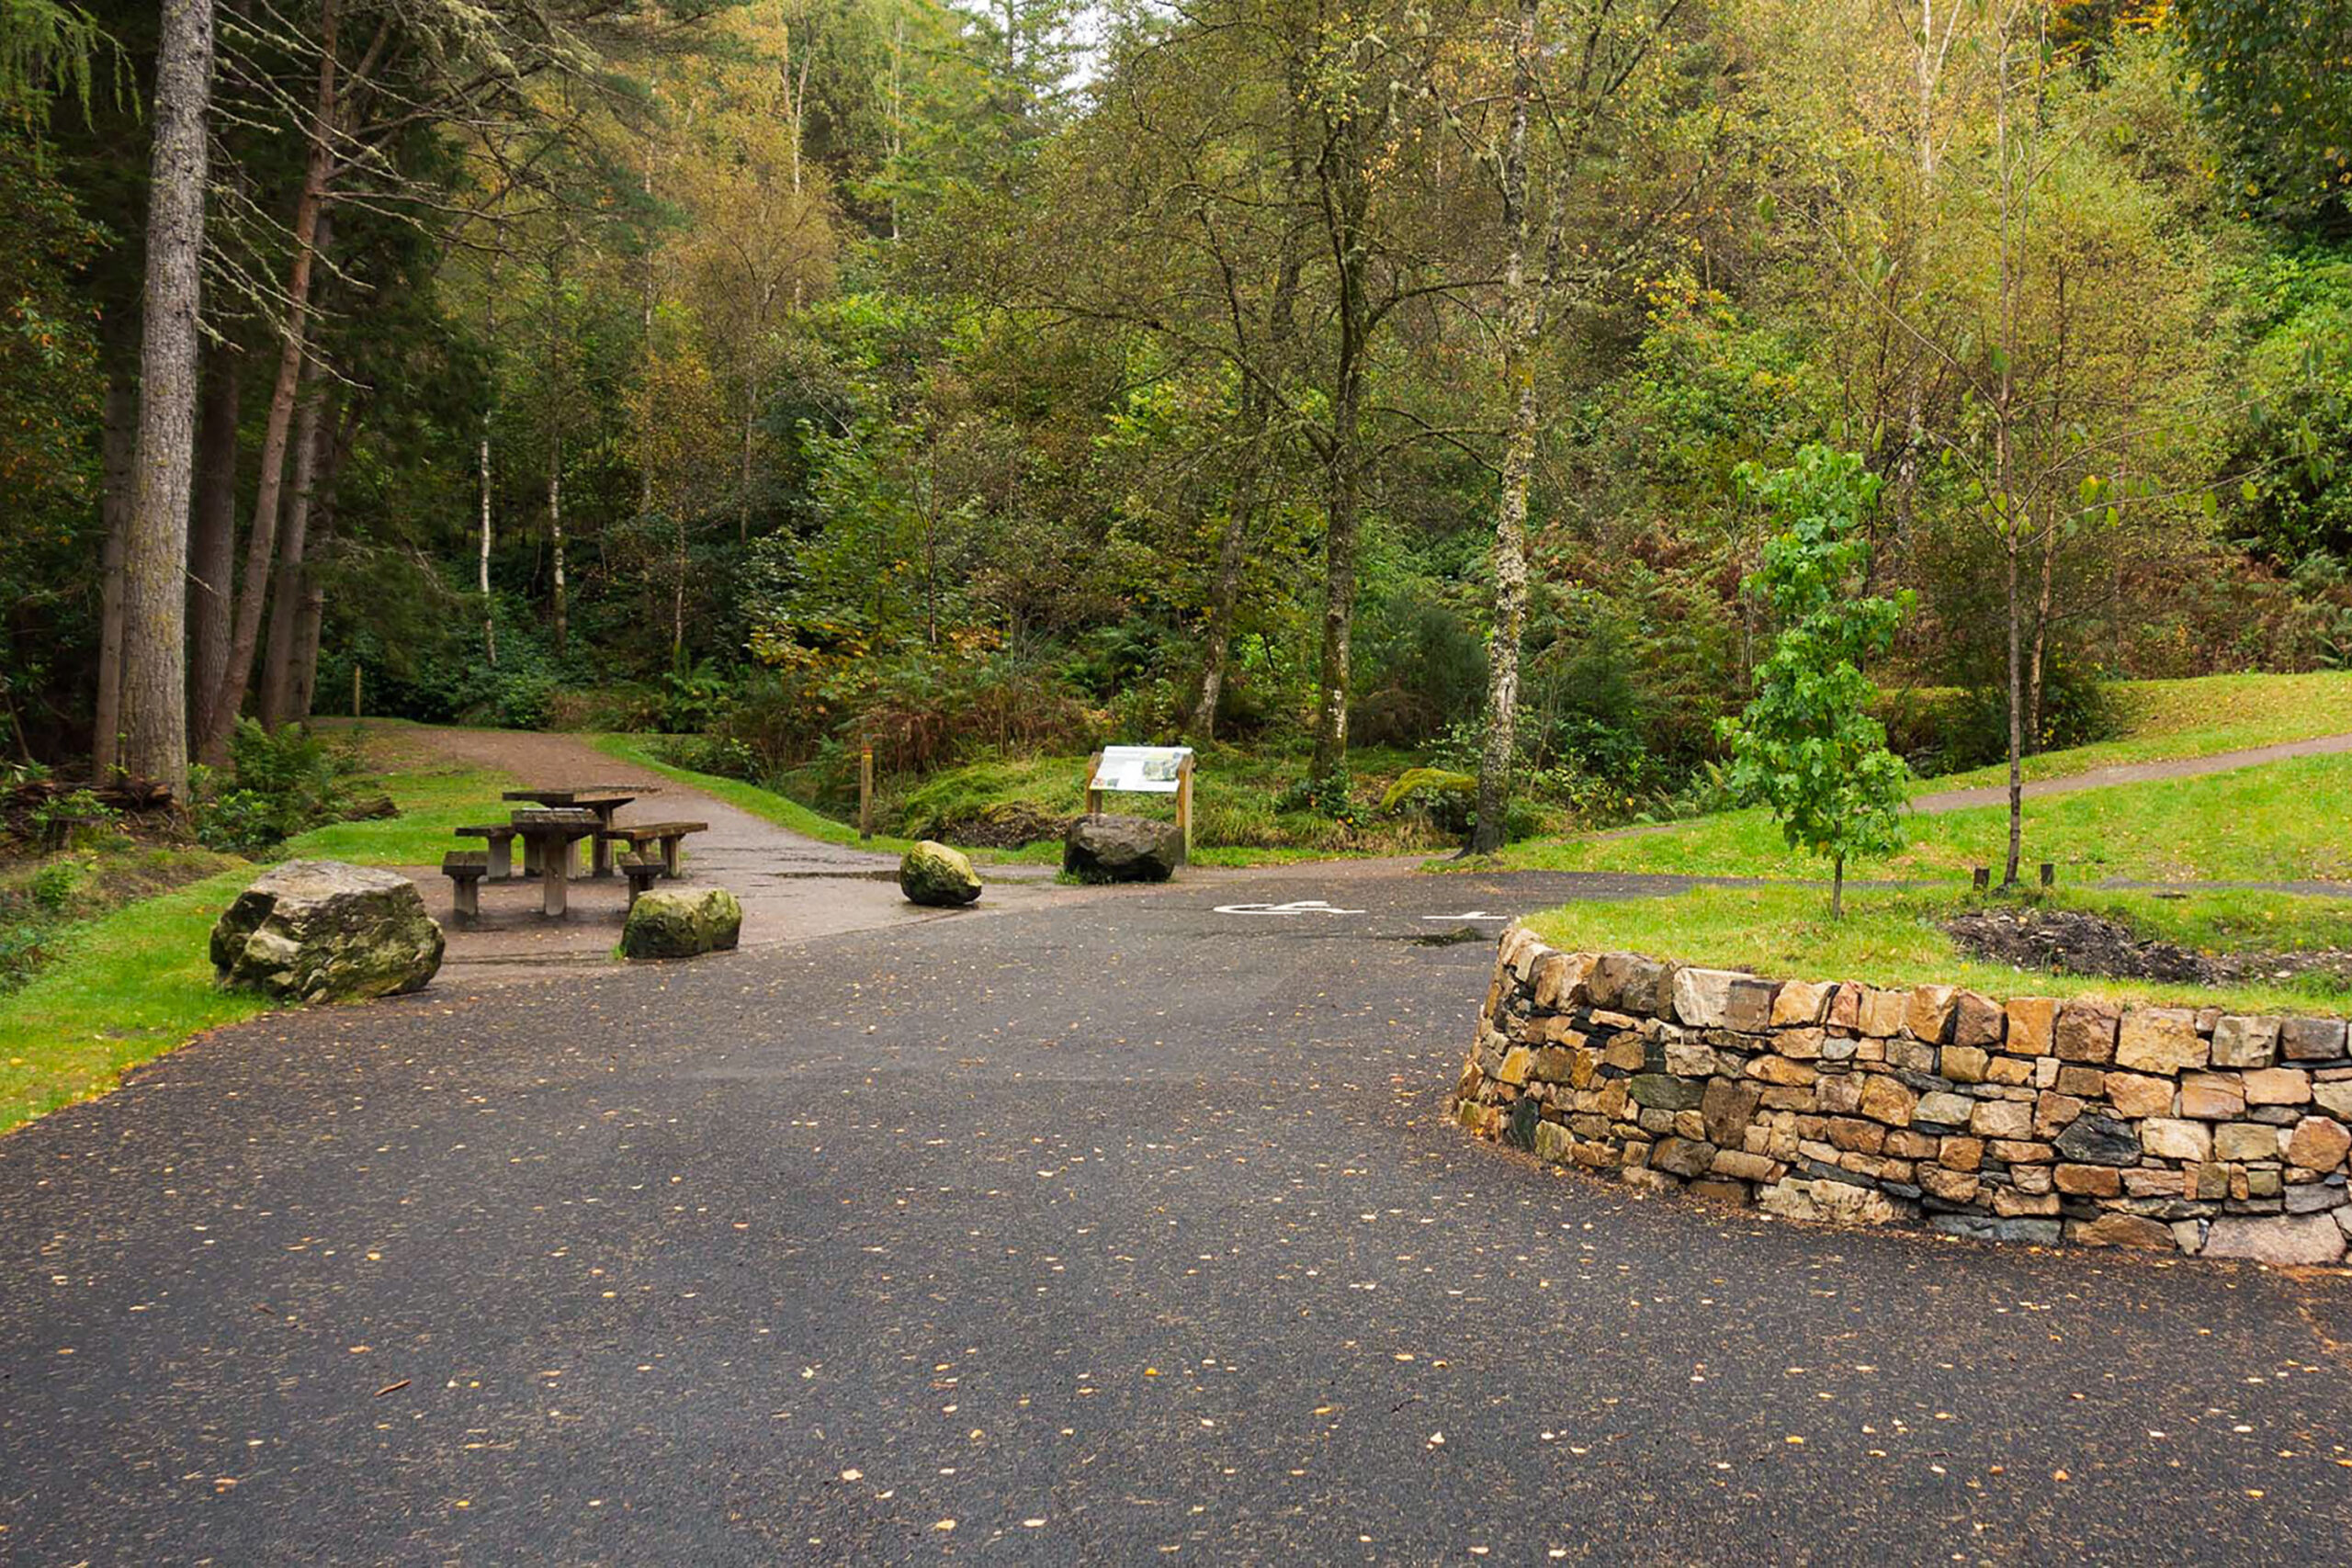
[1718, 446, 1913, 919]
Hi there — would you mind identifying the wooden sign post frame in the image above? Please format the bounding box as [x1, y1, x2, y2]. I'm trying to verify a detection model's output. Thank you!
[1083, 749, 1193, 865]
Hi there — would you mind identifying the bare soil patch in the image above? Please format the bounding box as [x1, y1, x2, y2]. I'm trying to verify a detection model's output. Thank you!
[1945, 905, 2352, 987]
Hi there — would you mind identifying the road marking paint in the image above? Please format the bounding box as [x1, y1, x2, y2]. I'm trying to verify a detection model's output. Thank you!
[1211, 899, 1368, 916]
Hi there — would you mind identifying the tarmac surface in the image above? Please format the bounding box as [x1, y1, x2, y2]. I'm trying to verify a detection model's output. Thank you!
[3, 846, 2349, 1562]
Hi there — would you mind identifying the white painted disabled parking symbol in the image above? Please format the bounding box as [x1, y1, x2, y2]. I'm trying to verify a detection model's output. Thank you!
[1421, 910, 1510, 922]
[1212, 899, 1367, 916]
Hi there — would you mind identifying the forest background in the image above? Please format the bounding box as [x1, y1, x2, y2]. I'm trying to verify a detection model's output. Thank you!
[7, 0, 2352, 857]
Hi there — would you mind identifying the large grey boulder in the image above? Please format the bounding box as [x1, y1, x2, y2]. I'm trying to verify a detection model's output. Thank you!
[1063, 813, 1181, 883]
[899, 840, 982, 907]
[621, 886, 743, 960]
[210, 860, 445, 1002]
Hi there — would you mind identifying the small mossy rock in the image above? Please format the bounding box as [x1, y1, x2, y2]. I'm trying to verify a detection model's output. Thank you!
[1063, 813, 1181, 883]
[210, 860, 444, 1003]
[621, 886, 743, 960]
[899, 840, 982, 907]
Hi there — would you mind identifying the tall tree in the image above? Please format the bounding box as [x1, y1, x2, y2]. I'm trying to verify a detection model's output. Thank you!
[119, 0, 214, 795]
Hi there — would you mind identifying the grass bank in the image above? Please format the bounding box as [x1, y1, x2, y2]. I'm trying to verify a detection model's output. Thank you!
[1525, 884, 2352, 1017]
[595, 735, 1490, 864]
[0, 750, 520, 1134]
[1481, 750, 2352, 886]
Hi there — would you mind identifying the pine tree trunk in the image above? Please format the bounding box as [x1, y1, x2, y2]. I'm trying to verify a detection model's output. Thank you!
[199, 25, 335, 764]
[119, 0, 215, 798]
[187, 344, 240, 743]
[288, 412, 351, 724]
[93, 374, 135, 775]
[259, 378, 329, 728]
[481, 250, 499, 665]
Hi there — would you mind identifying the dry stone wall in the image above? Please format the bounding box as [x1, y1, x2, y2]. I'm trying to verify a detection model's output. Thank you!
[1451, 928, 2352, 1264]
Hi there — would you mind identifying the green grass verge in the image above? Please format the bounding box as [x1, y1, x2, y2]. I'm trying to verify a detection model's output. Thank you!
[593, 734, 1475, 864]
[1483, 750, 2352, 886]
[1917, 671, 2352, 793]
[0, 754, 520, 1135]
[1524, 884, 2352, 1017]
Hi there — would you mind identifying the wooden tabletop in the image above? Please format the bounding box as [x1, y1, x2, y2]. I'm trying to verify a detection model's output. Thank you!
[501, 786, 653, 807]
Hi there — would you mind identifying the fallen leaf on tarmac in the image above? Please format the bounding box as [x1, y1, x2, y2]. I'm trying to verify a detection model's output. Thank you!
[375, 1381, 411, 1397]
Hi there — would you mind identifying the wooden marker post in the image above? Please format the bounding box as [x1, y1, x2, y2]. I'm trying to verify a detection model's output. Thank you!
[1084, 751, 1104, 816]
[1175, 753, 1194, 864]
[860, 747, 874, 841]
[352, 663, 362, 719]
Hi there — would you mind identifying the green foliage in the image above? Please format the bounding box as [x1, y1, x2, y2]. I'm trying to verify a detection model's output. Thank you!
[190, 722, 365, 854]
[2177, 0, 2352, 229]
[1377, 767, 1475, 813]
[1717, 447, 1913, 905]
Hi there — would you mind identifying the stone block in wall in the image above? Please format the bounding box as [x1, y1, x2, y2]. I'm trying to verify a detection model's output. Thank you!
[1530, 950, 1597, 1011]
[2004, 998, 2056, 1056]
[1711, 1148, 1778, 1182]
[1816, 1074, 1862, 1114]
[2033, 1091, 2085, 1138]
[2283, 1180, 2343, 1213]
[1746, 1056, 1818, 1088]
[2051, 1114, 2144, 1166]
[2103, 1071, 2175, 1119]
[2286, 1116, 2351, 1172]
[1928, 1213, 2061, 1245]
[1918, 1165, 1981, 1203]
[2244, 1066, 2312, 1106]
[1629, 1073, 1703, 1111]
[1702, 1078, 1760, 1145]
[1969, 1100, 2033, 1140]
[2054, 1065, 2106, 1098]
[1943, 1046, 1991, 1084]
[2315, 1080, 2352, 1119]
[1666, 1037, 1726, 1077]
[2067, 1213, 2175, 1248]
[1859, 987, 1906, 1038]
[2281, 1017, 2349, 1063]
[2053, 1001, 2120, 1064]
[2117, 1009, 2207, 1074]
[2202, 1213, 2346, 1265]
[2211, 1015, 2280, 1070]
[1993, 1187, 2061, 1217]
[1826, 983, 1861, 1031]
[1499, 925, 1544, 981]
[1905, 986, 1957, 1043]
[1759, 1178, 1898, 1226]
[1670, 967, 1776, 1032]
[1951, 991, 2006, 1050]
[1828, 1118, 1886, 1154]
[1777, 1028, 1826, 1062]
[1859, 1075, 1917, 1126]
[2177, 1073, 2246, 1121]
[2141, 1118, 2213, 1162]
[1651, 1136, 1715, 1178]
[1914, 1090, 1973, 1128]
[2053, 1163, 2121, 1197]
[1589, 952, 1670, 1014]
[1986, 1056, 2034, 1087]
[1937, 1134, 1984, 1171]
[1771, 980, 1826, 1027]
[1532, 1119, 1574, 1164]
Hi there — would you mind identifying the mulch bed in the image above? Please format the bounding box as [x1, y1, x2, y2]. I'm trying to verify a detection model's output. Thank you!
[1945, 905, 2352, 988]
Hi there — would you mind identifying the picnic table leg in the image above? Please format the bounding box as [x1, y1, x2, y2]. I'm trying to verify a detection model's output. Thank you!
[455, 877, 479, 922]
[488, 837, 512, 880]
[592, 829, 615, 879]
[541, 847, 569, 918]
[522, 836, 541, 877]
[662, 835, 682, 878]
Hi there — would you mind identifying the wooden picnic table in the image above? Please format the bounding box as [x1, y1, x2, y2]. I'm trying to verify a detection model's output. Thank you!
[502, 786, 658, 876]
[506, 807, 602, 916]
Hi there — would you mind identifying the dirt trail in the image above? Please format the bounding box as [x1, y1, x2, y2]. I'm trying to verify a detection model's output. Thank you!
[394, 727, 1071, 983]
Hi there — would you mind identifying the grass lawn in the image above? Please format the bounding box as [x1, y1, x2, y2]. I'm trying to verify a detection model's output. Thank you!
[0, 749, 521, 1135]
[1484, 750, 2352, 886]
[595, 734, 1487, 863]
[1525, 884, 2352, 1017]
[1913, 671, 2352, 793]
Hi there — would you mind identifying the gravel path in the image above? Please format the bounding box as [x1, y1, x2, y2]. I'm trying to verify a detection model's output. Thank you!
[396, 727, 1074, 984]
[1906, 730, 2352, 812]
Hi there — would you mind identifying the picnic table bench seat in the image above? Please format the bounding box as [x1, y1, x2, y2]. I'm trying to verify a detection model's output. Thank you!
[441, 850, 490, 921]
[453, 822, 521, 878]
[594, 820, 709, 877]
[618, 852, 663, 906]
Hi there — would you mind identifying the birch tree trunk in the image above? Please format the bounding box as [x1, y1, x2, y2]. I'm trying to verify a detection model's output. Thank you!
[481, 249, 500, 664]
[1308, 135, 1371, 781]
[187, 345, 240, 743]
[119, 0, 215, 797]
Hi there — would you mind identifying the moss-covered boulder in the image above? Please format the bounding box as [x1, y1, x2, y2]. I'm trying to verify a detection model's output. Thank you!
[621, 886, 743, 960]
[1064, 813, 1181, 883]
[210, 860, 445, 1002]
[899, 840, 982, 907]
